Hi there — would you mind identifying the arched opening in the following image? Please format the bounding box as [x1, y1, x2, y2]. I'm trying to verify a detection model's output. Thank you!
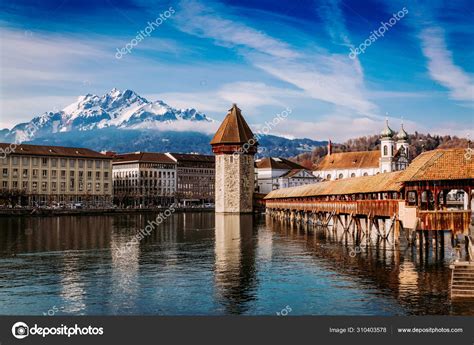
[421, 190, 434, 210]
[383, 145, 388, 156]
[350, 173, 356, 178]
[363, 172, 368, 176]
[326, 174, 331, 180]
[338, 173, 343, 179]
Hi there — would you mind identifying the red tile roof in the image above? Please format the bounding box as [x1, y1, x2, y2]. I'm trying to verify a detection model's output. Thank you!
[256, 157, 305, 170]
[315, 151, 380, 170]
[398, 148, 473, 181]
[113, 152, 175, 164]
[0, 143, 110, 159]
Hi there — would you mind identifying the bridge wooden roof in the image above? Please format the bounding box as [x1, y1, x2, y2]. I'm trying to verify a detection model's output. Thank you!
[397, 148, 473, 182]
[264, 171, 404, 199]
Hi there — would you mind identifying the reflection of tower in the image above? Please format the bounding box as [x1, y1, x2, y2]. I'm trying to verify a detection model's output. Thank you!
[211, 104, 258, 213]
[214, 214, 257, 314]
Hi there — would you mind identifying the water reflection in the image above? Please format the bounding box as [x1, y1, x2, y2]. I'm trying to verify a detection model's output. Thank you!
[0, 213, 472, 315]
[214, 214, 257, 314]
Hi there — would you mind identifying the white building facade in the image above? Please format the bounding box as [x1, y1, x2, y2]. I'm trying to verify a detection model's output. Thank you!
[313, 120, 410, 181]
[256, 157, 320, 194]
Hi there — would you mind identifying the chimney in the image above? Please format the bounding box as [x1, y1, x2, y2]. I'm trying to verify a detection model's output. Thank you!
[327, 139, 332, 156]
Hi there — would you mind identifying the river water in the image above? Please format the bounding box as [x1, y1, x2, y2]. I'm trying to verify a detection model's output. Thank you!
[0, 212, 472, 315]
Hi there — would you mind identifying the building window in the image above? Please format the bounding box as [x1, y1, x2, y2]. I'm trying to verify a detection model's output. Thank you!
[22, 157, 29, 165]
[2, 181, 7, 188]
[69, 159, 75, 168]
[363, 172, 368, 176]
[42, 170, 48, 178]
[51, 158, 57, 167]
[391, 145, 394, 156]
[12, 156, 18, 165]
[326, 174, 331, 180]
[32, 157, 38, 166]
[32, 182, 37, 191]
[32, 169, 38, 178]
[60, 159, 66, 167]
[95, 160, 101, 169]
[338, 173, 343, 179]
[22, 181, 28, 189]
[383, 145, 388, 156]
[350, 173, 356, 178]
[78, 160, 84, 168]
[42, 158, 48, 166]
[13, 168, 18, 178]
[41, 182, 47, 191]
[2, 168, 7, 177]
[52, 170, 57, 178]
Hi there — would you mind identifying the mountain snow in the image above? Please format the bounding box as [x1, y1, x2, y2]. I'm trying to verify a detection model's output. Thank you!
[3, 88, 215, 142]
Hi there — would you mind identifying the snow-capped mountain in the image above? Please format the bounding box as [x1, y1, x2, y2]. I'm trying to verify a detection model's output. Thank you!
[2, 88, 214, 142]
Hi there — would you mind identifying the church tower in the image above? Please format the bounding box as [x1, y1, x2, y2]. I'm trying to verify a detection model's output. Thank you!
[379, 119, 395, 173]
[395, 122, 409, 170]
[211, 104, 257, 213]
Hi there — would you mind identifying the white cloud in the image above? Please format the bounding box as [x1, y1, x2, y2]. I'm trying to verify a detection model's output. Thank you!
[150, 81, 305, 116]
[420, 27, 474, 102]
[173, 0, 377, 117]
[174, 0, 299, 59]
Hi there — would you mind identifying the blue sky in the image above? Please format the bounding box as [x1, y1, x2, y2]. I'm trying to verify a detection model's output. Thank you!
[0, 0, 473, 141]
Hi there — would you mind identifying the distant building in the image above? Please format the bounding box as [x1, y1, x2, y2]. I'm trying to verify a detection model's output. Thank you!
[313, 120, 410, 181]
[112, 152, 177, 207]
[165, 152, 215, 206]
[255, 157, 319, 194]
[0, 143, 112, 207]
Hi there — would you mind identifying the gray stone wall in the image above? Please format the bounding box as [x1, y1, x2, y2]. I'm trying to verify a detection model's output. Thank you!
[215, 154, 254, 213]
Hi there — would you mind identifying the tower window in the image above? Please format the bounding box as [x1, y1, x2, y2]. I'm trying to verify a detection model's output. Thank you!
[391, 146, 394, 156]
[383, 145, 388, 156]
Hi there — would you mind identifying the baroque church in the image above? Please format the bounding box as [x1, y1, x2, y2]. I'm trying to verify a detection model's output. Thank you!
[313, 120, 410, 181]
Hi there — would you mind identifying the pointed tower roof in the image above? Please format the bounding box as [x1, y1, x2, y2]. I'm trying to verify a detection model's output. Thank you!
[210, 104, 256, 145]
[380, 118, 395, 139]
[396, 123, 408, 141]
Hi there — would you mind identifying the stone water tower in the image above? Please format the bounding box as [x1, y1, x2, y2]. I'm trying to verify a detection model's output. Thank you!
[210, 104, 257, 213]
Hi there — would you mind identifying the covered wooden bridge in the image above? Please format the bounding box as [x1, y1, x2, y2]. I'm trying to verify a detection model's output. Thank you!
[264, 149, 473, 243]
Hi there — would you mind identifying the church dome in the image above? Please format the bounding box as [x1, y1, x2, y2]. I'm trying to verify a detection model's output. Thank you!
[380, 119, 395, 138]
[396, 123, 408, 141]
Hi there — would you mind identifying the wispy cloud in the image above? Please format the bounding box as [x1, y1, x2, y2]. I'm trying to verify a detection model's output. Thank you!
[174, 0, 377, 117]
[174, 0, 299, 59]
[419, 27, 474, 102]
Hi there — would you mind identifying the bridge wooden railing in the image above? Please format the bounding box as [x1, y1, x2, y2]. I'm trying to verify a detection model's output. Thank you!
[265, 199, 400, 218]
[418, 210, 472, 233]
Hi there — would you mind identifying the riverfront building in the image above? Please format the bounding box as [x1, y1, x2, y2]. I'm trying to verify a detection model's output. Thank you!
[313, 120, 410, 180]
[165, 152, 215, 206]
[0, 143, 112, 207]
[255, 157, 320, 194]
[112, 152, 177, 207]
